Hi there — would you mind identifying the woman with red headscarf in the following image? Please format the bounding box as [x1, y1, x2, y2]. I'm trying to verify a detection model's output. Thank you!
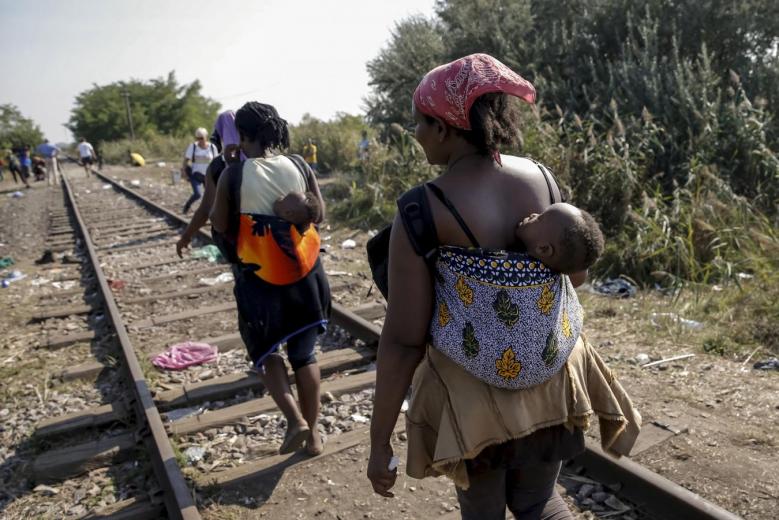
[367, 54, 640, 519]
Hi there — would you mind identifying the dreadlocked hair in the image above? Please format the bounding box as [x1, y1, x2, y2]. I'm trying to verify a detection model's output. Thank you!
[235, 102, 290, 155]
[457, 92, 522, 157]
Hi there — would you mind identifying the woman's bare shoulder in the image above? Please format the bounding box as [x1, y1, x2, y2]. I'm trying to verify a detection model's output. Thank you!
[498, 155, 542, 178]
[497, 155, 559, 207]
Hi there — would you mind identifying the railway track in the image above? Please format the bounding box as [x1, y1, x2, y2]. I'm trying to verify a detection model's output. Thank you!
[19, 167, 743, 520]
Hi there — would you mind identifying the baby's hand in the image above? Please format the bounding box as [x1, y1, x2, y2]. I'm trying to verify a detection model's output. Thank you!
[274, 192, 311, 226]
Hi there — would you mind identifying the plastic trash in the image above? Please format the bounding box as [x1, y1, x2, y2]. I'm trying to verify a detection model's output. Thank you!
[183, 446, 205, 465]
[593, 277, 637, 298]
[198, 272, 234, 286]
[190, 245, 223, 263]
[130, 179, 141, 187]
[0, 257, 14, 268]
[753, 358, 779, 371]
[1, 271, 26, 288]
[350, 413, 369, 423]
[9, 191, 24, 198]
[157, 161, 167, 167]
[152, 341, 218, 370]
[678, 318, 703, 329]
[650, 312, 704, 330]
[102, 184, 112, 190]
[165, 406, 205, 422]
[633, 353, 651, 365]
[341, 239, 357, 249]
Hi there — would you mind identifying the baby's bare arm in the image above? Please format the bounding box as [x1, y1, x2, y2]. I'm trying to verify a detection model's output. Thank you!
[274, 192, 318, 226]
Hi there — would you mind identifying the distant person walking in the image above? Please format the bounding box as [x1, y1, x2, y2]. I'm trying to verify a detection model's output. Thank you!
[302, 138, 318, 174]
[176, 110, 241, 257]
[16, 147, 31, 188]
[181, 127, 218, 214]
[5, 150, 20, 184]
[78, 138, 96, 177]
[36, 139, 61, 186]
[358, 130, 370, 161]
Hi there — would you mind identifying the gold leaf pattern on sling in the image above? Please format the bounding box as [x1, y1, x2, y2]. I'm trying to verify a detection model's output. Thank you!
[536, 283, 554, 315]
[561, 311, 572, 338]
[438, 301, 451, 327]
[495, 348, 521, 380]
[542, 331, 559, 367]
[493, 290, 520, 328]
[462, 322, 480, 358]
[455, 276, 474, 307]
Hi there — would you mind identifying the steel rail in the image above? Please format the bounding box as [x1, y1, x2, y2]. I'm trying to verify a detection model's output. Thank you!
[62, 174, 201, 520]
[91, 171, 381, 343]
[92, 169, 742, 520]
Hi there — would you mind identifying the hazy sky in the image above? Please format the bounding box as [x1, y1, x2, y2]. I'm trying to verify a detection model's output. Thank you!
[0, 0, 437, 143]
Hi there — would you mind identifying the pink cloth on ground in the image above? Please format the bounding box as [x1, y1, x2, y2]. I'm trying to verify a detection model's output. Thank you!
[152, 342, 218, 370]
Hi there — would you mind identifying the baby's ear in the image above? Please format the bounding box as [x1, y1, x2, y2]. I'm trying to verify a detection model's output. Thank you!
[535, 242, 554, 259]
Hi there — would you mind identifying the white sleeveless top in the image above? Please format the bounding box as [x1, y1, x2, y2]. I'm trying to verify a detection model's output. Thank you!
[239, 156, 307, 215]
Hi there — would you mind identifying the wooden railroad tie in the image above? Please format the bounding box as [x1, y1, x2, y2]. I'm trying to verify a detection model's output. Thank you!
[32, 432, 137, 484]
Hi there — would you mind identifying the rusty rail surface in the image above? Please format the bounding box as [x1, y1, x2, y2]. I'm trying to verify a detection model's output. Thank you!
[62, 174, 201, 520]
[92, 169, 742, 520]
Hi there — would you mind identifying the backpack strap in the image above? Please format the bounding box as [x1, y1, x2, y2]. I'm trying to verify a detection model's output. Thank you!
[397, 185, 439, 267]
[191, 142, 196, 163]
[532, 160, 565, 204]
[285, 154, 316, 191]
[425, 183, 481, 248]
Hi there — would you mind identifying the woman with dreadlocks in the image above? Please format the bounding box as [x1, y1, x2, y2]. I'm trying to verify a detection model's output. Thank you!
[211, 101, 330, 456]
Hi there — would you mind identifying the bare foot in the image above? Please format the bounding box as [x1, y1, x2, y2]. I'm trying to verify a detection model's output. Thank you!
[279, 422, 310, 454]
[306, 431, 324, 456]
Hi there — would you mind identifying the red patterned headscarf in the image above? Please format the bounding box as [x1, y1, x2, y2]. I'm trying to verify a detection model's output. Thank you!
[413, 53, 536, 132]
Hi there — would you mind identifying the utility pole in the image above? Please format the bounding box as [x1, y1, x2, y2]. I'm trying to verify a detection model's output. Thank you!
[121, 90, 136, 140]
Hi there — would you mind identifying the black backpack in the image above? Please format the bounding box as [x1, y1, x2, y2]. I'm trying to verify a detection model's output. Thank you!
[366, 183, 480, 299]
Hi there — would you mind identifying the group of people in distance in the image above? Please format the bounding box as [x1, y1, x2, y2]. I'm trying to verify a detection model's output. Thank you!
[177, 53, 640, 519]
[0, 137, 98, 188]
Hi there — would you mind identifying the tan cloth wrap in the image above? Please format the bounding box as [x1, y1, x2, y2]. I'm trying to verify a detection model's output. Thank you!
[404, 335, 641, 489]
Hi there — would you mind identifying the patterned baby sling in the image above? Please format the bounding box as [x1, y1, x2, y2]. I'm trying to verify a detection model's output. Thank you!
[420, 170, 583, 390]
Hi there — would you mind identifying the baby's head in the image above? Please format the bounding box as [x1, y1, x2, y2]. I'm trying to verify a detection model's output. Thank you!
[516, 202, 604, 274]
[273, 191, 321, 227]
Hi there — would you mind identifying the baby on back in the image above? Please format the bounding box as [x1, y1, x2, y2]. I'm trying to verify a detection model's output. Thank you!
[273, 191, 322, 227]
[515, 202, 605, 275]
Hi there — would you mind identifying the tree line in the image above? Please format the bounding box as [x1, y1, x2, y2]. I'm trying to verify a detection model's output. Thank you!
[365, 0, 779, 214]
[67, 72, 219, 146]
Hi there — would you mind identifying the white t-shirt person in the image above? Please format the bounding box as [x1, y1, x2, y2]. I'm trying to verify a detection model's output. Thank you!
[78, 141, 95, 159]
[184, 142, 218, 176]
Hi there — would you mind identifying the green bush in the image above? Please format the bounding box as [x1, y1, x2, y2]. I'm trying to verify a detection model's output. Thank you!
[330, 126, 436, 228]
[289, 113, 371, 173]
[100, 134, 192, 164]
